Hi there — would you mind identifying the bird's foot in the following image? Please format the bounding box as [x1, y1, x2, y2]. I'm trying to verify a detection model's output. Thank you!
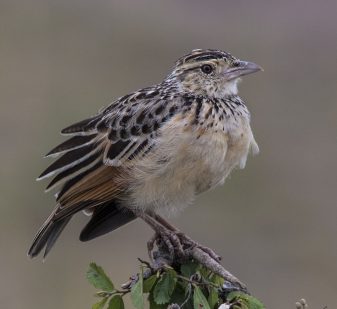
[145, 212, 221, 262]
[150, 229, 186, 262]
[141, 213, 246, 292]
[151, 229, 221, 264]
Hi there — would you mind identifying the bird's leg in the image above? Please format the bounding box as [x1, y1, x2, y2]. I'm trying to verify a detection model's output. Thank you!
[135, 211, 185, 260]
[148, 212, 179, 232]
[147, 211, 221, 262]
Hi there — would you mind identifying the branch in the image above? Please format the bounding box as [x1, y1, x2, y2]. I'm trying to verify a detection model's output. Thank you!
[189, 246, 247, 292]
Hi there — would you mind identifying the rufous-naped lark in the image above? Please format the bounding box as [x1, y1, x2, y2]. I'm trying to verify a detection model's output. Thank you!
[28, 49, 262, 259]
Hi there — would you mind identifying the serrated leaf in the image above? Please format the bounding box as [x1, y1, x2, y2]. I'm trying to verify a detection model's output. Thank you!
[92, 297, 108, 309]
[108, 295, 124, 309]
[131, 275, 144, 309]
[207, 287, 219, 309]
[227, 292, 265, 309]
[153, 269, 177, 305]
[193, 286, 210, 309]
[143, 275, 157, 293]
[87, 263, 115, 292]
[148, 292, 167, 309]
[181, 261, 199, 278]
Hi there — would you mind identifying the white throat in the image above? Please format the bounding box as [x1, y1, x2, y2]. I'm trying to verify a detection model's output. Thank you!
[218, 79, 240, 97]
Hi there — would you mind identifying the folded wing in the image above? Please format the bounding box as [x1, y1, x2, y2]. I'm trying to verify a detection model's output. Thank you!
[29, 87, 179, 257]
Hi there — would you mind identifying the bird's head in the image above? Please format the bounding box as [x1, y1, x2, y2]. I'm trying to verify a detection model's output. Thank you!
[169, 49, 262, 98]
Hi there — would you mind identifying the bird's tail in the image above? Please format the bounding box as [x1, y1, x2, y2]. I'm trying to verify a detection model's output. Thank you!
[28, 210, 71, 259]
[28, 201, 136, 259]
[79, 201, 136, 242]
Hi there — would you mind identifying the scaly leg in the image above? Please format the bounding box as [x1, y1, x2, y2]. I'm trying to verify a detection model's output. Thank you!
[147, 211, 221, 262]
[136, 211, 186, 260]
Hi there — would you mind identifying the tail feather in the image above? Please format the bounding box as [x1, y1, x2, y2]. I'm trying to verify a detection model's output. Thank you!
[28, 201, 135, 258]
[43, 218, 71, 258]
[28, 211, 72, 258]
[80, 202, 136, 242]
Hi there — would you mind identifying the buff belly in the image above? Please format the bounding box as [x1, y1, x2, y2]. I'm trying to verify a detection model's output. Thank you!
[127, 120, 258, 216]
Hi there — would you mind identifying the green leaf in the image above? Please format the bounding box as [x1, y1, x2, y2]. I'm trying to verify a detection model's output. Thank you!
[148, 292, 167, 309]
[207, 287, 219, 309]
[131, 275, 144, 309]
[92, 297, 108, 309]
[227, 292, 265, 309]
[209, 273, 224, 287]
[153, 269, 177, 304]
[143, 275, 157, 293]
[193, 286, 210, 309]
[108, 295, 124, 309]
[170, 282, 190, 307]
[181, 261, 199, 278]
[87, 263, 115, 292]
[199, 266, 211, 279]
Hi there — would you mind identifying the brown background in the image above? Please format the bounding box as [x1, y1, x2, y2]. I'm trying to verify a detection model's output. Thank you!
[1, 0, 337, 308]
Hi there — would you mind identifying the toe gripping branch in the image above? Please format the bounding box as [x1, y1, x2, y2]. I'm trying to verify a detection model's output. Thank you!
[136, 211, 248, 294]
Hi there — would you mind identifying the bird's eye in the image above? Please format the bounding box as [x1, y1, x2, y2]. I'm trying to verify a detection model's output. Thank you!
[201, 64, 213, 74]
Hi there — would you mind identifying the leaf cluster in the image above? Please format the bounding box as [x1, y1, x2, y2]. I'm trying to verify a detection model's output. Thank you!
[87, 261, 265, 309]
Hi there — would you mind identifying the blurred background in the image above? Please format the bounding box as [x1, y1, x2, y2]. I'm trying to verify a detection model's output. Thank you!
[1, 0, 336, 308]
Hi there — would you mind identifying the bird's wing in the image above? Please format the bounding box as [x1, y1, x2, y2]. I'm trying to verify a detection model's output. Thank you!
[37, 86, 181, 219]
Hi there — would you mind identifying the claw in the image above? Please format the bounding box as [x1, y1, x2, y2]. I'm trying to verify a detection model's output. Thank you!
[149, 228, 221, 264]
[147, 233, 157, 263]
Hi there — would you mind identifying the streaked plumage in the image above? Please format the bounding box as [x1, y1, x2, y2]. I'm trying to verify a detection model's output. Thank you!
[28, 49, 262, 258]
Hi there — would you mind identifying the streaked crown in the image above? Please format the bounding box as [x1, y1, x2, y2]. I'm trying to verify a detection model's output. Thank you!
[168, 49, 262, 98]
[175, 49, 236, 67]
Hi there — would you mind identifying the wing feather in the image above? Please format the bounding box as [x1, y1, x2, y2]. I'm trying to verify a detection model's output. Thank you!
[45, 153, 101, 191]
[30, 85, 185, 258]
[56, 161, 103, 201]
[54, 165, 126, 220]
[45, 134, 98, 157]
[37, 86, 181, 225]
[61, 115, 101, 135]
[37, 143, 103, 180]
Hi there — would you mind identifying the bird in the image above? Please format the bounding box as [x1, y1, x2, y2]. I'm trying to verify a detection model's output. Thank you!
[28, 49, 262, 259]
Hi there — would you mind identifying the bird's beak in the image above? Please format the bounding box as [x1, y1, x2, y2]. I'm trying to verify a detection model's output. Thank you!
[224, 60, 263, 81]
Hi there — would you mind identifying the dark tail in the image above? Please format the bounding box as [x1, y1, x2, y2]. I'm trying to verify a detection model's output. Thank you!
[80, 202, 136, 242]
[28, 201, 136, 258]
[28, 212, 71, 259]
